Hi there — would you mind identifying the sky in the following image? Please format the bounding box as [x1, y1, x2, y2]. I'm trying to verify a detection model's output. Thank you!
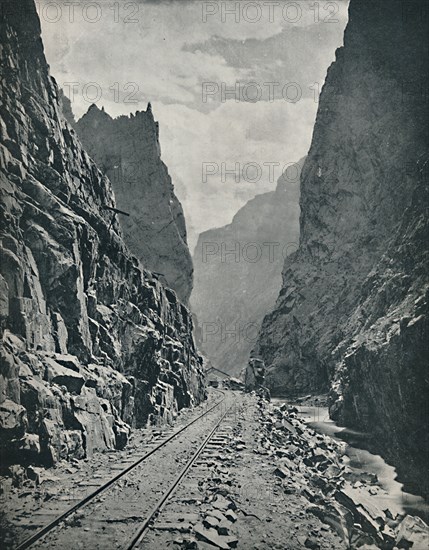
[38, 0, 349, 250]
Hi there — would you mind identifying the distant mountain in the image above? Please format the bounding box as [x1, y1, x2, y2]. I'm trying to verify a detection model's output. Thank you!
[191, 162, 303, 376]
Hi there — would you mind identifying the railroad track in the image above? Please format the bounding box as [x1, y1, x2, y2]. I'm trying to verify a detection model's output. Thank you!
[14, 391, 230, 550]
[125, 403, 234, 549]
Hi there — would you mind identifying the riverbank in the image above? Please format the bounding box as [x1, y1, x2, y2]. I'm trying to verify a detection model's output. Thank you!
[272, 395, 429, 524]
[260, 396, 429, 549]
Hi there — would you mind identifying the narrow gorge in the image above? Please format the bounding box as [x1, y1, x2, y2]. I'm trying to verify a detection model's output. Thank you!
[192, 162, 302, 376]
[1, 0, 428, 548]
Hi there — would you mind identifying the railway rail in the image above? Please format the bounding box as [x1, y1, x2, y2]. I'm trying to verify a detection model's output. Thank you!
[125, 403, 234, 549]
[15, 391, 229, 550]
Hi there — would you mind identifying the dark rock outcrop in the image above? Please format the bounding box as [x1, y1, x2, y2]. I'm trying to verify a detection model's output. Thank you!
[244, 358, 270, 401]
[255, 0, 428, 493]
[0, 0, 205, 467]
[74, 103, 193, 304]
[58, 89, 75, 127]
[244, 358, 265, 392]
[192, 166, 301, 376]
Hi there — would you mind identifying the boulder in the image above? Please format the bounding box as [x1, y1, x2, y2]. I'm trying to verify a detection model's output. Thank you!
[307, 502, 353, 542]
[395, 515, 429, 549]
[52, 354, 80, 372]
[245, 358, 266, 392]
[335, 484, 385, 541]
[44, 357, 85, 394]
[113, 417, 130, 450]
[72, 389, 116, 456]
[194, 525, 227, 549]
[9, 464, 26, 488]
[17, 433, 41, 457]
[0, 399, 27, 437]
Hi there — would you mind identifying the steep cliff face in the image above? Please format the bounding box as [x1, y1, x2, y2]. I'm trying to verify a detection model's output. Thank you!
[0, 0, 205, 468]
[255, 0, 428, 491]
[192, 166, 301, 376]
[75, 103, 193, 304]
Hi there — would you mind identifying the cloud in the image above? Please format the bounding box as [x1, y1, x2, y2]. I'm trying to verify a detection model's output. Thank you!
[38, 0, 349, 246]
[153, 98, 317, 248]
[185, 19, 347, 102]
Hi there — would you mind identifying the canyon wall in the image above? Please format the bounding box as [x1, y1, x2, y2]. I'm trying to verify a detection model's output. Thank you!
[255, 0, 428, 492]
[192, 165, 301, 376]
[75, 103, 193, 304]
[0, 0, 205, 468]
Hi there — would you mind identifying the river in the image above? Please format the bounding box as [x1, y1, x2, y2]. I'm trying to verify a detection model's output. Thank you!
[272, 399, 429, 524]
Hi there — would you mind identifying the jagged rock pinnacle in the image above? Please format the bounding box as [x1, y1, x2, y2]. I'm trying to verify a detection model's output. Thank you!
[75, 103, 193, 303]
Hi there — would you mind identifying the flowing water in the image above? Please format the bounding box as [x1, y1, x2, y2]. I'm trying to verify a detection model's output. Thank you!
[273, 399, 429, 523]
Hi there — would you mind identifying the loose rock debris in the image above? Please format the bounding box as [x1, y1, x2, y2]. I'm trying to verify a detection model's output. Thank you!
[1, 392, 428, 549]
[143, 393, 429, 550]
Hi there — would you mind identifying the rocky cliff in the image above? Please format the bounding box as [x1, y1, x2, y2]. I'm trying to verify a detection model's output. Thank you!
[192, 165, 301, 376]
[0, 0, 205, 469]
[255, 0, 428, 493]
[75, 103, 193, 304]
